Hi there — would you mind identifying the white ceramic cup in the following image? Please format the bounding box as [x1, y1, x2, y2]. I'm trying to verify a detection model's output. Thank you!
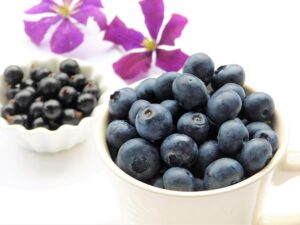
[96, 84, 300, 225]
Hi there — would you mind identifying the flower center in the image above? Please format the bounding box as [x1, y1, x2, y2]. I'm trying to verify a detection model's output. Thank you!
[53, 1, 72, 17]
[142, 38, 156, 51]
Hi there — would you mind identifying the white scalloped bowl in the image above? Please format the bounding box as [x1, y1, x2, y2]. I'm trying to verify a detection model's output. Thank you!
[0, 57, 111, 153]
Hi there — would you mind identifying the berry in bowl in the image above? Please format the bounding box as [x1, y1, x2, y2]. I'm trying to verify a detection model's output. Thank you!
[0, 57, 107, 153]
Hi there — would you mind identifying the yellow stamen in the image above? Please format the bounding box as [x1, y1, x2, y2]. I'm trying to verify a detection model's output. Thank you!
[141, 38, 156, 51]
[52, 2, 71, 17]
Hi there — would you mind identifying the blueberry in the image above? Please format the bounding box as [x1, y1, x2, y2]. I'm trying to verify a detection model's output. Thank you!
[109, 88, 137, 119]
[136, 104, 173, 141]
[212, 64, 245, 90]
[39, 77, 61, 97]
[172, 73, 209, 110]
[154, 72, 180, 100]
[214, 83, 246, 100]
[135, 78, 157, 101]
[32, 117, 49, 129]
[254, 129, 279, 153]
[193, 140, 222, 177]
[48, 119, 61, 130]
[82, 80, 101, 99]
[177, 112, 210, 145]
[106, 120, 138, 150]
[217, 120, 249, 155]
[24, 86, 37, 96]
[69, 74, 86, 91]
[160, 133, 198, 168]
[29, 101, 44, 119]
[128, 100, 150, 125]
[183, 53, 215, 85]
[58, 86, 78, 106]
[15, 90, 34, 111]
[239, 138, 273, 174]
[194, 178, 205, 191]
[55, 73, 69, 86]
[77, 93, 97, 114]
[62, 108, 83, 125]
[21, 79, 35, 89]
[207, 91, 242, 124]
[31, 68, 52, 82]
[1, 103, 16, 118]
[43, 99, 62, 120]
[59, 58, 80, 76]
[246, 122, 272, 138]
[150, 176, 164, 188]
[116, 138, 161, 181]
[162, 167, 194, 192]
[4, 65, 23, 86]
[6, 86, 20, 100]
[160, 100, 182, 121]
[243, 92, 275, 122]
[7, 114, 28, 127]
[204, 158, 244, 190]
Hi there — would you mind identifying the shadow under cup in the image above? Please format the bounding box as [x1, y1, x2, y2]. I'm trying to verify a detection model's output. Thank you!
[96, 85, 288, 225]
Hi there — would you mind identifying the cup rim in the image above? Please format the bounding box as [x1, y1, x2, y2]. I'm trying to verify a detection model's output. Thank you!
[96, 84, 288, 197]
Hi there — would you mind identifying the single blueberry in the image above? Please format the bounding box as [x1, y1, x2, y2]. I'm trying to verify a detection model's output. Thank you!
[183, 53, 215, 85]
[154, 72, 180, 100]
[243, 92, 275, 122]
[246, 122, 272, 138]
[43, 99, 62, 120]
[69, 74, 87, 91]
[254, 129, 279, 153]
[77, 93, 97, 114]
[55, 73, 69, 86]
[135, 78, 157, 101]
[116, 138, 161, 181]
[128, 100, 150, 125]
[58, 86, 78, 106]
[4, 65, 24, 86]
[160, 100, 183, 121]
[172, 73, 209, 110]
[31, 68, 52, 82]
[59, 58, 80, 76]
[15, 90, 34, 111]
[160, 133, 198, 168]
[150, 176, 164, 189]
[207, 91, 242, 124]
[136, 104, 173, 141]
[194, 178, 205, 191]
[217, 120, 249, 155]
[6, 86, 20, 100]
[204, 158, 244, 190]
[1, 103, 16, 118]
[82, 80, 101, 99]
[39, 77, 62, 97]
[177, 112, 210, 145]
[239, 138, 273, 174]
[109, 88, 137, 119]
[29, 101, 44, 119]
[214, 83, 246, 100]
[62, 109, 83, 125]
[32, 117, 49, 129]
[163, 167, 194, 192]
[212, 64, 245, 90]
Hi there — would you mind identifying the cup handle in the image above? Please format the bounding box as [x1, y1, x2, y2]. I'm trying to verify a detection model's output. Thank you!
[259, 149, 300, 225]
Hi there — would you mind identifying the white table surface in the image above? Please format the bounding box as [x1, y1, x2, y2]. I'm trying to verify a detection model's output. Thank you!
[1, 0, 300, 224]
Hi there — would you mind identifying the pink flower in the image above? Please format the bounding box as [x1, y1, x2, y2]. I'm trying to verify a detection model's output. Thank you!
[24, 0, 107, 53]
[104, 0, 188, 81]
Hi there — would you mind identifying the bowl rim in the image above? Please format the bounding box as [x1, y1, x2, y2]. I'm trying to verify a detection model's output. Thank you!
[96, 83, 288, 197]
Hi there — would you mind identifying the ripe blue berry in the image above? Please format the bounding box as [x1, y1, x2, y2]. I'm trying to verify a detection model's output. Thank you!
[254, 129, 278, 153]
[194, 178, 205, 191]
[77, 93, 97, 114]
[246, 122, 272, 138]
[4, 65, 24, 86]
[15, 90, 34, 111]
[39, 77, 62, 97]
[62, 109, 83, 125]
[29, 101, 44, 119]
[150, 176, 164, 188]
[135, 78, 157, 101]
[163, 167, 194, 192]
[59, 58, 80, 76]
[58, 86, 78, 106]
[214, 83, 246, 100]
[154, 72, 180, 100]
[160, 100, 182, 121]
[43, 99, 62, 120]
[31, 68, 51, 82]
[69, 74, 87, 91]
[128, 100, 150, 125]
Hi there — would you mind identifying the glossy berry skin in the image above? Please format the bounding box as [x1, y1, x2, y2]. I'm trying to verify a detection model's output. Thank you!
[83, 80, 101, 99]
[207, 91, 242, 124]
[55, 73, 69, 86]
[69, 74, 87, 91]
[154, 72, 180, 100]
[39, 77, 61, 97]
[246, 122, 272, 138]
[106, 120, 138, 150]
[194, 178, 205, 191]
[135, 104, 173, 141]
[254, 129, 279, 153]
[77, 93, 97, 114]
[160, 133, 198, 168]
[29, 101, 44, 119]
[116, 138, 160, 181]
[59, 58, 80, 76]
[239, 138, 272, 174]
[212, 64, 245, 90]
[1, 103, 16, 118]
[128, 100, 150, 125]
[6, 86, 20, 99]
[204, 158, 244, 190]
[8, 114, 28, 127]
[58, 86, 78, 106]
[172, 73, 209, 110]
[32, 117, 49, 129]
[43, 99, 62, 120]
[62, 109, 83, 125]
[177, 112, 210, 145]
[15, 90, 34, 111]
[243, 92, 275, 122]
[214, 83, 246, 100]
[109, 88, 137, 119]
[31, 68, 51, 82]
[163, 167, 194, 192]
[150, 176, 164, 189]
[135, 78, 157, 101]
[193, 140, 222, 177]
[160, 100, 182, 121]
[183, 53, 215, 85]
[4, 65, 24, 86]
[21, 79, 35, 89]
[217, 120, 249, 155]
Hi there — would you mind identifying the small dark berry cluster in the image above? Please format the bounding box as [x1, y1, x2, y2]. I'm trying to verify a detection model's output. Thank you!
[1, 59, 101, 130]
[106, 52, 278, 192]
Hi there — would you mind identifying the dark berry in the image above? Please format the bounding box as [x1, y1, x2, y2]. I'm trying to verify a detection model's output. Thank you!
[83, 80, 101, 99]
[39, 77, 61, 97]
[154, 72, 180, 100]
[31, 68, 52, 82]
[77, 93, 97, 114]
[214, 83, 246, 100]
[58, 86, 78, 106]
[254, 129, 279, 153]
[163, 167, 194, 192]
[6, 86, 20, 100]
[29, 101, 44, 119]
[1, 103, 16, 118]
[194, 178, 205, 191]
[128, 100, 150, 125]
[246, 122, 272, 138]
[7, 114, 28, 127]
[69, 74, 86, 91]
[150, 176, 164, 189]
[43, 99, 62, 120]
[55, 73, 69, 86]
[20, 79, 35, 89]
[15, 90, 34, 111]
[32, 117, 49, 129]
[135, 78, 157, 101]
[160, 100, 183, 121]
[4, 65, 23, 86]
[48, 119, 61, 130]
[62, 109, 83, 125]
[59, 58, 80, 76]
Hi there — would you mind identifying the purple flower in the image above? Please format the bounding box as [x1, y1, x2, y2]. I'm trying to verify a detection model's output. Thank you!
[24, 0, 107, 53]
[104, 0, 188, 81]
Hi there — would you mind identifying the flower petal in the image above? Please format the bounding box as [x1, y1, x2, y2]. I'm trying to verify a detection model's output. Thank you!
[24, 16, 61, 45]
[156, 48, 188, 71]
[113, 52, 152, 80]
[25, 0, 56, 14]
[104, 17, 144, 51]
[77, 0, 103, 7]
[50, 19, 84, 53]
[139, 0, 164, 40]
[72, 5, 107, 30]
[158, 14, 188, 46]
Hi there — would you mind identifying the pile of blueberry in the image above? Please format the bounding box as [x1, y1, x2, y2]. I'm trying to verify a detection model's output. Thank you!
[1, 59, 101, 130]
[106, 52, 278, 192]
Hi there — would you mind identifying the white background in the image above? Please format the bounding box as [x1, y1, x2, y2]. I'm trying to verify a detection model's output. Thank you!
[1, 0, 300, 224]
